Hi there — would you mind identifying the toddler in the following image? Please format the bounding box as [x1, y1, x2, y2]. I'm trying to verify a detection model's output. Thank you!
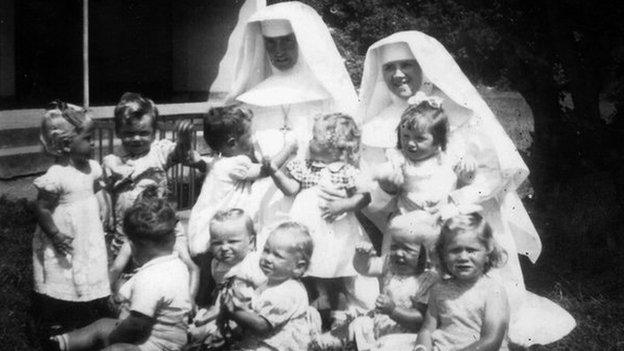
[223, 222, 321, 351]
[103, 92, 199, 309]
[315, 215, 439, 350]
[49, 186, 191, 351]
[374, 93, 476, 252]
[33, 101, 110, 335]
[266, 113, 378, 313]
[416, 213, 509, 351]
[187, 105, 297, 256]
[188, 208, 266, 348]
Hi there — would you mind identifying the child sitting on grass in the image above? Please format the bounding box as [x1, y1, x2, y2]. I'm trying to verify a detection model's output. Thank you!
[49, 190, 191, 351]
[222, 222, 321, 351]
[188, 208, 266, 348]
[415, 213, 509, 351]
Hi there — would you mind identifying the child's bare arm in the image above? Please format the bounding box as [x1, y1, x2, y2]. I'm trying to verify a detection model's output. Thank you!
[415, 307, 438, 351]
[109, 242, 132, 290]
[107, 311, 155, 345]
[377, 296, 426, 331]
[320, 192, 370, 222]
[175, 237, 200, 313]
[228, 309, 272, 334]
[34, 190, 73, 256]
[457, 285, 509, 351]
[242, 135, 298, 181]
[265, 161, 301, 196]
[352, 242, 384, 276]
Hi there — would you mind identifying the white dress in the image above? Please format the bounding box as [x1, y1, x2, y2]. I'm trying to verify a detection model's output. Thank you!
[187, 155, 256, 256]
[287, 160, 368, 278]
[32, 160, 110, 302]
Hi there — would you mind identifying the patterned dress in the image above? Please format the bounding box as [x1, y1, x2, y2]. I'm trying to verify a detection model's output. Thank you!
[287, 159, 370, 278]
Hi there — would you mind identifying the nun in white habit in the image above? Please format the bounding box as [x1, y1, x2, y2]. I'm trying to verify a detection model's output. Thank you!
[358, 31, 575, 347]
[215, 1, 378, 310]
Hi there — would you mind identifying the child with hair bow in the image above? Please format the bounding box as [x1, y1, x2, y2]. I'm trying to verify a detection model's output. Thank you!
[373, 94, 478, 251]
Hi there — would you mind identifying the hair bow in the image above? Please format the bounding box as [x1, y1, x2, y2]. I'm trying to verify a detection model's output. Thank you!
[407, 91, 444, 109]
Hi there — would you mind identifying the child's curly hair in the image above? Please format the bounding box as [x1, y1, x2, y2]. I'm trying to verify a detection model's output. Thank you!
[309, 113, 361, 165]
[396, 102, 449, 151]
[435, 212, 507, 276]
[113, 92, 159, 136]
[203, 104, 253, 153]
[123, 186, 177, 246]
[40, 100, 92, 156]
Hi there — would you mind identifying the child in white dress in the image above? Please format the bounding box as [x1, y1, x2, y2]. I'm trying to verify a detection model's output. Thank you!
[416, 213, 509, 351]
[49, 192, 191, 351]
[188, 208, 266, 348]
[223, 222, 321, 351]
[265, 113, 378, 313]
[374, 95, 475, 251]
[33, 101, 110, 335]
[187, 105, 297, 257]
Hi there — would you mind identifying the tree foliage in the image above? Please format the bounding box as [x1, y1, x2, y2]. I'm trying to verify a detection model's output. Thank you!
[275, 0, 624, 195]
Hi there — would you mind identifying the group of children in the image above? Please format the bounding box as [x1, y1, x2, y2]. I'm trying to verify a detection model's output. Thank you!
[34, 92, 518, 350]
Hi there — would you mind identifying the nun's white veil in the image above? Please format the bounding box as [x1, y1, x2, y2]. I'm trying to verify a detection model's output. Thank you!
[224, 1, 357, 115]
[359, 31, 541, 262]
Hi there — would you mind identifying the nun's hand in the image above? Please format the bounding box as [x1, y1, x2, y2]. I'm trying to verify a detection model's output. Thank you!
[454, 155, 477, 185]
[318, 182, 348, 203]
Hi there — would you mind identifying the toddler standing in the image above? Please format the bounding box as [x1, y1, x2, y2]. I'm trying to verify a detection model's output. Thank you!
[266, 113, 378, 312]
[187, 105, 297, 256]
[33, 101, 110, 335]
[103, 92, 199, 308]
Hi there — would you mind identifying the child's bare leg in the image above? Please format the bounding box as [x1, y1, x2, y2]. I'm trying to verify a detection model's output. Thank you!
[62, 318, 119, 350]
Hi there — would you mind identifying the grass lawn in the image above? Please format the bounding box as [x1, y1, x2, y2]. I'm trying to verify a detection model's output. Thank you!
[1, 195, 623, 350]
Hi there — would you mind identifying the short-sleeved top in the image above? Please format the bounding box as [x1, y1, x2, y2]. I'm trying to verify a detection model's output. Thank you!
[239, 279, 314, 351]
[118, 254, 191, 351]
[187, 155, 257, 255]
[286, 159, 358, 192]
[103, 139, 176, 236]
[430, 275, 508, 351]
[32, 160, 110, 301]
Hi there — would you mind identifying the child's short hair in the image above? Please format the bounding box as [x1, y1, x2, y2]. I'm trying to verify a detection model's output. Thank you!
[113, 92, 159, 135]
[209, 208, 256, 240]
[396, 102, 449, 151]
[123, 188, 177, 246]
[203, 105, 253, 152]
[40, 101, 92, 156]
[272, 222, 314, 272]
[310, 113, 361, 165]
[435, 212, 507, 275]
